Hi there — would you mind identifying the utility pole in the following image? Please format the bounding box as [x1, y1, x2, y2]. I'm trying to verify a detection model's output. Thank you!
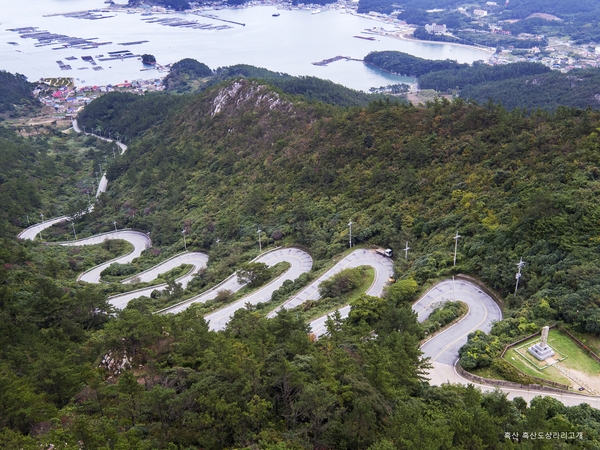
[514, 258, 525, 296]
[39, 213, 44, 241]
[348, 220, 353, 248]
[71, 221, 77, 240]
[257, 228, 262, 253]
[453, 231, 461, 266]
[403, 241, 410, 260]
[113, 221, 117, 232]
[95, 172, 99, 185]
[182, 228, 187, 251]
[26, 215, 29, 226]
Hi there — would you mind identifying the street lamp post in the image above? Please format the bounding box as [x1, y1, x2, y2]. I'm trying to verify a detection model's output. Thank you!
[71, 221, 77, 240]
[257, 228, 262, 253]
[403, 241, 410, 260]
[453, 231, 461, 266]
[514, 258, 526, 296]
[113, 221, 117, 232]
[182, 228, 187, 251]
[39, 213, 44, 241]
[348, 220, 353, 248]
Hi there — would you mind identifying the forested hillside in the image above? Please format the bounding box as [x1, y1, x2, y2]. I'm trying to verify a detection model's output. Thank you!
[79, 79, 600, 338]
[364, 51, 467, 77]
[161, 61, 381, 107]
[3, 76, 600, 447]
[365, 51, 600, 111]
[0, 71, 40, 116]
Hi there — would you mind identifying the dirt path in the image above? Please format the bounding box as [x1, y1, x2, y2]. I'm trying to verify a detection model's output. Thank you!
[559, 365, 600, 394]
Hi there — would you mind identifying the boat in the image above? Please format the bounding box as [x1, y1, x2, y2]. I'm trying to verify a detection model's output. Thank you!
[311, 9, 321, 14]
[272, 13, 280, 17]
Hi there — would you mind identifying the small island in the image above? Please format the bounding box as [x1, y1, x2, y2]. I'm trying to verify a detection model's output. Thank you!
[141, 53, 157, 66]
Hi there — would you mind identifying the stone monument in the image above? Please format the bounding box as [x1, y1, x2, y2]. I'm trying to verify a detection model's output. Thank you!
[528, 326, 555, 360]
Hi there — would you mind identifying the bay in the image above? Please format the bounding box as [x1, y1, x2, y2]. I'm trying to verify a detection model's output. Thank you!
[0, 0, 492, 90]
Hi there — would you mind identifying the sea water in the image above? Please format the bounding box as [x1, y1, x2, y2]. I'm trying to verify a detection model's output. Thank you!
[0, 0, 491, 90]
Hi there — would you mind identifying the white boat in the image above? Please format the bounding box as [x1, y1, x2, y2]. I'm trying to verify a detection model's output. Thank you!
[311, 8, 321, 14]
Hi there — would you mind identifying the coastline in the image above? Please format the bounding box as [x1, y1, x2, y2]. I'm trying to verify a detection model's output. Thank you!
[2, 1, 494, 92]
[364, 27, 496, 58]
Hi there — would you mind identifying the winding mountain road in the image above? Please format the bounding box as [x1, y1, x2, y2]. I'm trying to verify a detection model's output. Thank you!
[307, 277, 600, 407]
[415, 279, 502, 365]
[60, 230, 152, 283]
[200, 247, 313, 330]
[268, 248, 394, 320]
[16, 122, 599, 408]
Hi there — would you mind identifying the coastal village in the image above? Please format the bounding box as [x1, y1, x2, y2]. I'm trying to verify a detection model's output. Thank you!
[30, 0, 600, 118]
[35, 78, 165, 119]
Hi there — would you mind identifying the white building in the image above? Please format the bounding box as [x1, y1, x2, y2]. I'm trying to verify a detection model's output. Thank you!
[425, 23, 447, 34]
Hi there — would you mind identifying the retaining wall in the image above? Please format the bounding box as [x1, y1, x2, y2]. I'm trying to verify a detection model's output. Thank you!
[456, 364, 572, 394]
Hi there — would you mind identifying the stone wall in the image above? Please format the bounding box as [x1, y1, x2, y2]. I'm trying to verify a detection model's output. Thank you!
[456, 364, 572, 394]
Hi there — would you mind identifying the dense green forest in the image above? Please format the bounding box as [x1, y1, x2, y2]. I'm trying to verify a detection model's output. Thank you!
[161, 61, 382, 107]
[363, 51, 467, 77]
[417, 61, 552, 92]
[0, 126, 118, 233]
[76, 91, 187, 143]
[365, 51, 600, 111]
[458, 68, 600, 111]
[163, 58, 213, 92]
[77, 68, 381, 143]
[3, 72, 600, 447]
[80, 79, 600, 337]
[0, 71, 40, 116]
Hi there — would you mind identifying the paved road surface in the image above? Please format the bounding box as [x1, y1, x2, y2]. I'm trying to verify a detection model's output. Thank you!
[417, 279, 502, 365]
[59, 230, 152, 283]
[109, 251, 209, 309]
[270, 248, 394, 319]
[72, 120, 127, 155]
[310, 277, 599, 406]
[18, 215, 70, 241]
[164, 248, 312, 328]
[429, 361, 600, 408]
[17, 122, 600, 406]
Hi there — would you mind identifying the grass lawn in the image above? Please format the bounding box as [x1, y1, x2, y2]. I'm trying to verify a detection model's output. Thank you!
[471, 365, 508, 381]
[564, 328, 600, 357]
[503, 329, 600, 387]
